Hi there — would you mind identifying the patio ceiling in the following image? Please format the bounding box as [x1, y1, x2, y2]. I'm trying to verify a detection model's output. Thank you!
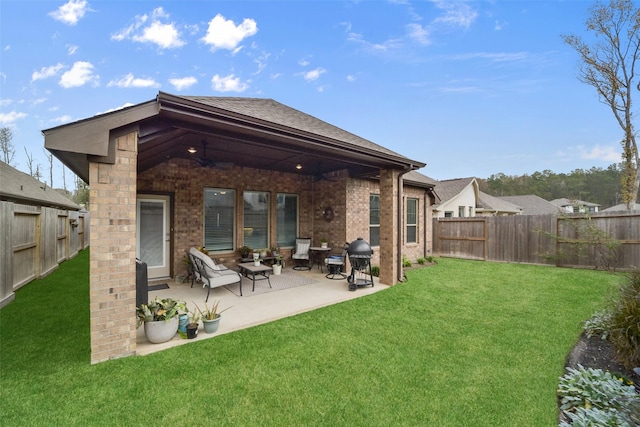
[44, 92, 426, 182]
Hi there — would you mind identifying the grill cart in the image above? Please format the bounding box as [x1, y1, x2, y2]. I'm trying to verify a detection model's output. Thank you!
[346, 237, 374, 291]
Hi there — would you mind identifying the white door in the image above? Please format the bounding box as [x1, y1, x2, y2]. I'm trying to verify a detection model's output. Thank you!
[137, 195, 170, 279]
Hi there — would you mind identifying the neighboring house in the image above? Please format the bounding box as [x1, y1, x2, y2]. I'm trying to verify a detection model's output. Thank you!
[431, 177, 479, 218]
[42, 91, 436, 363]
[0, 161, 86, 308]
[497, 195, 559, 216]
[601, 202, 640, 213]
[476, 191, 522, 216]
[550, 198, 600, 214]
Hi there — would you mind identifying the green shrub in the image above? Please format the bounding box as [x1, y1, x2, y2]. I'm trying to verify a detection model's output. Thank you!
[425, 256, 434, 263]
[402, 255, 411, 267]
[557, 365, 637, 413]
[583, 309, 613, 340]
[560, 406, 634, 427]
[417, 257, 426, 265]
[608, 270, 640, 369]
[371, 265, 380, 277]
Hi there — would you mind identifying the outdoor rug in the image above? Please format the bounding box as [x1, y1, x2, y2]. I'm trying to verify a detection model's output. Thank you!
[225, 271, 317, 297]
[148, 283, 169, 291]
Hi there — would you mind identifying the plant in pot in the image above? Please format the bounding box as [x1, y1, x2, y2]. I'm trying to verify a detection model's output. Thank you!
[136, 297, 187, 344]
[238, 245, 252, 260]
[320, 238, 328, 248]
[186, 309, 200, 339]
[194, 300, 231, 334]
[272, 254, 283, 275]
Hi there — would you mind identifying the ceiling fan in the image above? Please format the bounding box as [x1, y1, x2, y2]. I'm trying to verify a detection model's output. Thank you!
[190, 141, 234, 170]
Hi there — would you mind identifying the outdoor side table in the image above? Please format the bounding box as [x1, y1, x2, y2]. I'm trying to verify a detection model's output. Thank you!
[238, 262, 272, 292]
[309, 247, 331, 272]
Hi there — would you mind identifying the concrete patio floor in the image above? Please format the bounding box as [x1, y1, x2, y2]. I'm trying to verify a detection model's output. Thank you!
[136, 266, 388, 356]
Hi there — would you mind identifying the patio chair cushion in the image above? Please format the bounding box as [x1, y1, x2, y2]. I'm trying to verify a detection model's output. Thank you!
[292, 240, 310, 260]
[189, 247, 220, 271]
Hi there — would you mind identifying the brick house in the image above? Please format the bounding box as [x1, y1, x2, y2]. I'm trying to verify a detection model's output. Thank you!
[43, 92, 437, 363]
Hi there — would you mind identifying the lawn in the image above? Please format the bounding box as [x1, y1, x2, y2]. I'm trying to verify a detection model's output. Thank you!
[0, 250, 621, 426]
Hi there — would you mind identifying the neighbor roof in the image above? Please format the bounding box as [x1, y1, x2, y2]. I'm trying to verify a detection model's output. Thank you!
[477, 191, 521, 214]
[550, 198, 600, 208]
[432, 177, 477, 207]
[498, 195, 559, 215]
[0, 161, 79, 210]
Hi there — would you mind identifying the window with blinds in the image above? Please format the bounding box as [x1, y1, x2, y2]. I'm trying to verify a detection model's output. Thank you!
[243, 191, 269, 250]
[370, 194, 380, 246]
[406, 198, 418, 243]
[203, 188, 235, 252]
[276, 193, 298, 248]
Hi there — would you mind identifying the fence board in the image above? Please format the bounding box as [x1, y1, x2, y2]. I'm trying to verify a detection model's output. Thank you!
[433, 213, 639, 270]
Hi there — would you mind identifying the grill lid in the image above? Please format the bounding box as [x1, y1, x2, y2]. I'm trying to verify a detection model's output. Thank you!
[347, 237, 373, 258]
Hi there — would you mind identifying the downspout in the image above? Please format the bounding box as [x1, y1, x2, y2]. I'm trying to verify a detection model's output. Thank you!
[397, 167, 412, 283]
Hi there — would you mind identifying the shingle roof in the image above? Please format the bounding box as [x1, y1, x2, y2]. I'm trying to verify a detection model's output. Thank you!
[478, 192, 521, 213]
[550, 198, 600, 208]
[180, 95, 411, 161]
[0, 161, 79, 210]
[498, 195, 559, 215]
[403, 170, 438, 187]
[432, 177, 477, 206]
[601, 203, 640, 212]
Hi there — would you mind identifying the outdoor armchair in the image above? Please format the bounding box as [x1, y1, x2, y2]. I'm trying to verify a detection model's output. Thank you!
[188, 247, 243, 299]
[291, 237, 311, 271]
[324, 242, 349, 280]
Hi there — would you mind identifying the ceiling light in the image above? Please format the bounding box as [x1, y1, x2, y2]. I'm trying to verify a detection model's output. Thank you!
[187, 146, 197, 154]
[296, 164, 302, 170]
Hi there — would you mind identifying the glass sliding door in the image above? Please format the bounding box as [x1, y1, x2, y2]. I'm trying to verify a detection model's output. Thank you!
[137, 195, 170, 279]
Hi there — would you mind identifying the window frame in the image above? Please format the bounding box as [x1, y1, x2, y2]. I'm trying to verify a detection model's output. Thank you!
[203, 188, 236, 253]
[406, 197, 418, 244]
[370, 193, 380, 247]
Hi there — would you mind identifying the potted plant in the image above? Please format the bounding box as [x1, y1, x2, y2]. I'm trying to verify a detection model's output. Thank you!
[320, 238, 328, 248]
[272, 254, 283, 275]
[136, 297, 187, 344]
[238, 245, 252, 260]
[194, 300, 231, 334]
[186, 309, 200, 339]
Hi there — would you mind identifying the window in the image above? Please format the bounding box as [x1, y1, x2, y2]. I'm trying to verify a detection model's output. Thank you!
[204, 188, 235, 252]
[406, 198, 418, 243]
[444, 211, 453, 218]
[370, 194, 380, 246]
[276, 193, 298, 248]
[243, 191, 269, 249]
[458, 206, 465, 217]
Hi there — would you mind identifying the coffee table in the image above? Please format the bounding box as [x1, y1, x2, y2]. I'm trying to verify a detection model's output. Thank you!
[237, 262, 272, 292]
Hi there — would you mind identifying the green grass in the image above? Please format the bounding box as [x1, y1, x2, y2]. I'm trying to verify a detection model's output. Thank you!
[0, 251, 621, 426]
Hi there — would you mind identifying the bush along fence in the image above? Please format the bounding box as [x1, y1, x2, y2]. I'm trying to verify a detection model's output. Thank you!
[0, 201, 89, 308]
[432, 212, 640, 271]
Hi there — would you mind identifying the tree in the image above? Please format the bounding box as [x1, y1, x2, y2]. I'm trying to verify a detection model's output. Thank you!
[0, 127, 16, 166]
[563, 0, 640, 210]
[23, 147, 43, 180]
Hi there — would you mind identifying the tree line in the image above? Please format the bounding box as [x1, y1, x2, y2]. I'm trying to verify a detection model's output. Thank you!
[478, 164, 634, 209]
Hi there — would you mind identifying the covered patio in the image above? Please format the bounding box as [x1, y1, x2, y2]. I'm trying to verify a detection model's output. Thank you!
[138, 266, 388, 356]
[43, 91, 430, 363]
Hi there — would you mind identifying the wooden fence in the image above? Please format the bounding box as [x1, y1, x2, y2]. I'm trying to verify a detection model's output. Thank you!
[432, 212, 640, 270]
[0, 201, 89, 308]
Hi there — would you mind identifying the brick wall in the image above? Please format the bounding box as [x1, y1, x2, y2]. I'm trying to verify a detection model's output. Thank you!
[89, 132, 138, 364]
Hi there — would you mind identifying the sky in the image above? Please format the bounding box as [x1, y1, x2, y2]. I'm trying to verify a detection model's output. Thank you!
[0, 0, 629, 190]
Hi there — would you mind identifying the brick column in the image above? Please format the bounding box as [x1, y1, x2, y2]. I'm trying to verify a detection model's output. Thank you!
[379, 168, 400, 286]
[89, 132, 138, 363]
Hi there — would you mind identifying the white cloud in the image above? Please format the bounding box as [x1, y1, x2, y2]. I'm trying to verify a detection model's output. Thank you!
[67, 44, 79, 55]
[432, 0, 478, 29]
[347, 32, 403, 53]
[302, 68, 326, 82]
[51, 115, 73, 124]
[406, 23, 431, 45]
[112, 7, 185, 49]
[211, 74, 249, 92]
[59, 61, 99, 88]
[32, 63, 65, 81]
[49, 0, 90, 26]
[107, 73, 160, 88]
[347, 75, 357, 82]
[0, 111, 27, 125]
[97, 103, 135, 115]
[578, 145, 621, 163]
[168, 76, 197, 91]
[201, 14, 258, 52]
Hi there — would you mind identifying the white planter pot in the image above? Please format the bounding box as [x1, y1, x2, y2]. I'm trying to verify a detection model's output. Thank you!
[321, 243, 328, 248]
[144, 317, 179, 344]
[272, 264, 282, 275]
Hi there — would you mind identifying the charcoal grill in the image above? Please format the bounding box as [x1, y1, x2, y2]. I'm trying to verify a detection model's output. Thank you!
[346, 237, 374, 291]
